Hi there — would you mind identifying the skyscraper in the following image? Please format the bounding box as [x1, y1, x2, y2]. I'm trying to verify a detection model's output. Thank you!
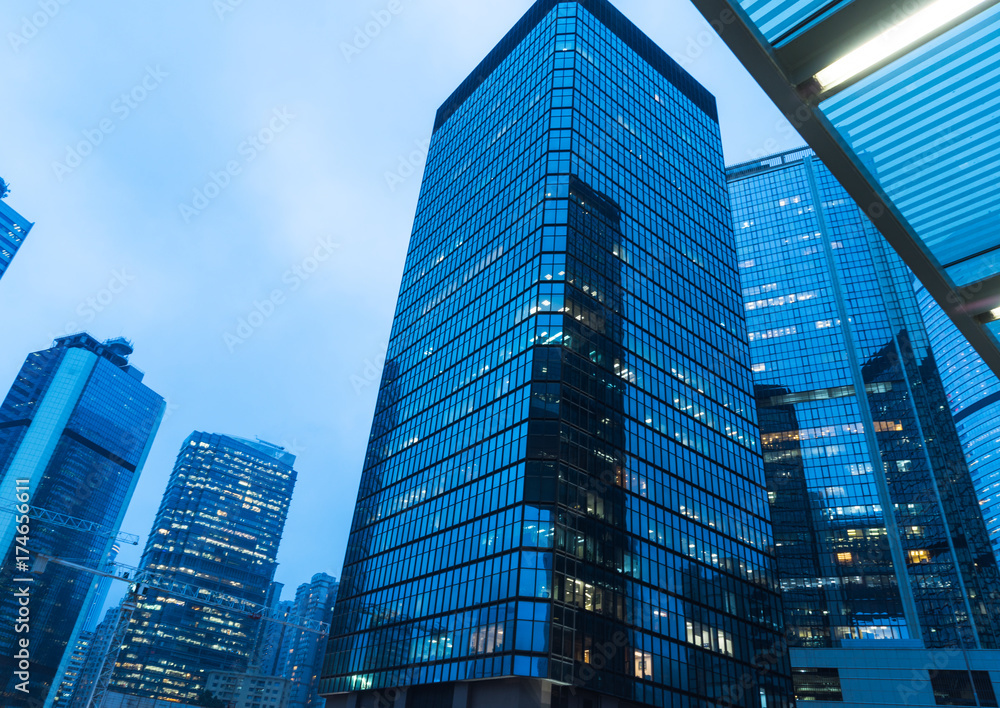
[111, 433, 297, 703]
[728, 148, 1000, 704]
[0, 333, 165, 706]
[322, 2, 790, 707]
[67, 605, 121, 708]
[0, 178, 33, 281]
[51, 632, 91, 706]
[916, 286, 1000, 566]
[264, 573, 338, 708]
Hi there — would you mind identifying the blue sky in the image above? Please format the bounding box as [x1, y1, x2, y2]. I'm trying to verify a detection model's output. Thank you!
[0, 0, 804, 603]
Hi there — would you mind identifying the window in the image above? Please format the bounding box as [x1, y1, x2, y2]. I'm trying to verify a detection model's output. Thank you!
[931, 671, 998, 707]
[634, 650, 653, 680]
[973, 672, 999, 707]
[793, 668, 843, 702]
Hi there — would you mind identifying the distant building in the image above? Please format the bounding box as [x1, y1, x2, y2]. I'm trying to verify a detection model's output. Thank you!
[0, 180, 33, 280]
[101, 693, 200, 708]
[263, 574, 338, 708]
[257, 582, 293, 677]
[67, 604, 122, 708]
[0, 334, 165, 705]
[111, 433, 297, 703]
[205, 671, 291, 708]
[51, 632, 91, 705]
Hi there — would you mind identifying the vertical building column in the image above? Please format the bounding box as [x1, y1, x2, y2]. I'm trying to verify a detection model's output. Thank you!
[453, 683, 468, 708]
[803, 155, 924, 639]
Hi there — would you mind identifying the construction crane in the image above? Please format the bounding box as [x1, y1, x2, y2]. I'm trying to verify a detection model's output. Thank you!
[0, 502, 140, 545]
[32, 553, 329, 708]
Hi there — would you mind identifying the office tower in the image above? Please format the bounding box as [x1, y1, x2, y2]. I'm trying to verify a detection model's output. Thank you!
[205, 671, 291, 708]
[111, 433, 296, 703]
[259, 585, 294, 677]
[916, 287, 1000, 566]
[267, 574, 338, 708]
[0, 178, 33, 280]
[0, 334, 165, 706]
[52, 633, 92, 706]
[322, 2, 790, 707]
[67, 605, 121, 708]
[257, 581, 289, 671]
[728, 148, 1000, 704]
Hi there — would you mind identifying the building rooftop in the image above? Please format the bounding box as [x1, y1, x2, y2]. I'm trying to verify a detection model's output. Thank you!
[53, 333, 145, 380]
[434, 0, 718, 132]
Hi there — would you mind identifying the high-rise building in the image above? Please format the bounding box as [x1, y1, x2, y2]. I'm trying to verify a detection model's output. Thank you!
[111, 433, 296, 703]
[0, 334, 165, 706]
[67, 604, 122, 708]
[916, 286, 1000, 566]
[0, 179, 33, 281]
[204, 671, 291, 708]
[321, 2, 790, 707]
[263, 574, 338, 708]
[258, 583, 294, 677]
[727, 148, 1000, 705]
[51, 632, 92, 706]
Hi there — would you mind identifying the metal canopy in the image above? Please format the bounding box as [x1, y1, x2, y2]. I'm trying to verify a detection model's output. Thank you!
[691, 0, 1000, 376]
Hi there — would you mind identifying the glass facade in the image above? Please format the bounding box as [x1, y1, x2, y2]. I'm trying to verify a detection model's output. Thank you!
[0, 334, 165, 706]
[261, 573, 339, 708]
[728, 149, 1000, 650]
[66, 605, 121, 708]
[111, 432, 297, 703]
[322, 2, 790, 707]
[0, 196, 33, 281]
[916, 286, 1000, 567]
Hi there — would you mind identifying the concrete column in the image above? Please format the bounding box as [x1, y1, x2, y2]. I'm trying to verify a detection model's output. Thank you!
[454, 682, 470, 708]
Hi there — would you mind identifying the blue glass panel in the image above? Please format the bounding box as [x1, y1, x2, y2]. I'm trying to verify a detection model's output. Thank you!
[820, 4, 1000, 286]
[738, 0, 848, 44]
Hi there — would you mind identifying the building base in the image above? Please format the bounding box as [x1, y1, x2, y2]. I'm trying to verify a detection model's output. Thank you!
[325, 678, 639, 708]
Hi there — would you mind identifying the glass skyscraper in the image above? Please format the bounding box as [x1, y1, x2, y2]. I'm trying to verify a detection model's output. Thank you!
[322, 2, 790, 707]
[728, 149, 1000, 704]
[111, 432, 297, 703]
[728, 148, 1000, 650]
[260, 573, 339, 708]
[0, 181, 33, 281]
[0, 334, 165, 706]
[916, 286, 1000, 567]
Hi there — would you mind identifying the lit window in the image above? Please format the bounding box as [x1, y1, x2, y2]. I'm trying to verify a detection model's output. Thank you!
[908, 550, 931, 564]
[873, 421, 904, 433]
[836, 552, 853, 564]
[634, 650, 653, 680]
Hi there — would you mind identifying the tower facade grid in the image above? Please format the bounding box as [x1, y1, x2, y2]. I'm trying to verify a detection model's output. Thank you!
[323, 2, 791, 707]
